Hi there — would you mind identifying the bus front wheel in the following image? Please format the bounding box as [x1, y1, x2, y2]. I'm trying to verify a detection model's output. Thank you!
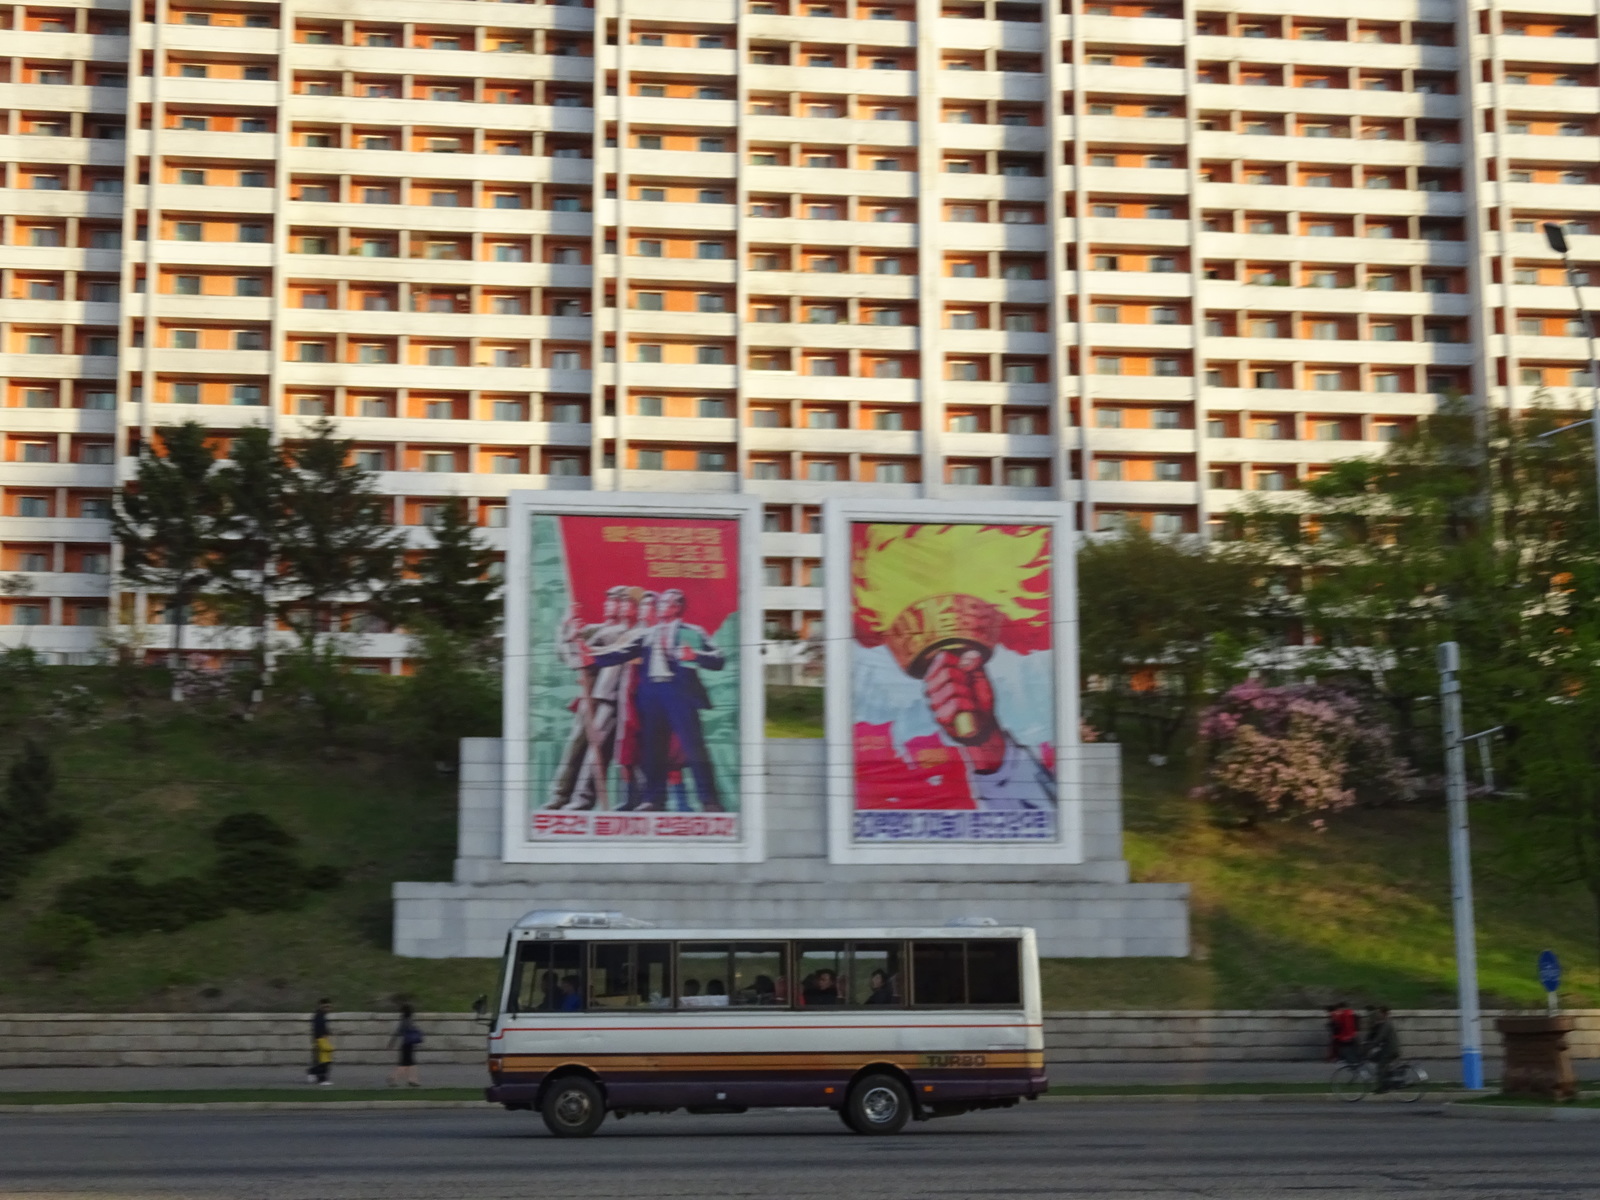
[541, 1076, 606, 1138]
[846, 1073, 911, 1135]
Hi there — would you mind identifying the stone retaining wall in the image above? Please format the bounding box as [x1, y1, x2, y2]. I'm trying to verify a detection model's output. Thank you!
[3, 1011, 1596, 1069]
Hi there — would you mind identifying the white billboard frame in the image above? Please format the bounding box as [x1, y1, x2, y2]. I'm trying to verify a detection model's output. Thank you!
[822, 499, 1083, 866]
[502, 491, 766, 864]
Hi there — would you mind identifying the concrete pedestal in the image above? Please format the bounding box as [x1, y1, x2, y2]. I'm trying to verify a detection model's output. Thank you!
[392, 738, 1191, 959]
[1497, 1016, 1578, 1101]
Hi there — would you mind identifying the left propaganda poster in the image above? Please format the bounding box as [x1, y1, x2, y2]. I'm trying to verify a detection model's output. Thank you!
[503, 494, 765, 863]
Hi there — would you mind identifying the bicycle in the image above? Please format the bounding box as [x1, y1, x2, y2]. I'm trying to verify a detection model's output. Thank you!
[1331, 1059, 1429, 1103]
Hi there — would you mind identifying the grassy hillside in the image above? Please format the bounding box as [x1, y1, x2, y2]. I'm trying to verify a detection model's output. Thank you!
[0, 672, 1593, 1013]
[1044, 759, 1600, 1010]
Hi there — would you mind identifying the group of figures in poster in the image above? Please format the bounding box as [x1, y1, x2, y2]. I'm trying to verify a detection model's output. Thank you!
[519, 503, 1066, 854]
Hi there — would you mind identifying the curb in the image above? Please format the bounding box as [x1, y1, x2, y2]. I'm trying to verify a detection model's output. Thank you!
[1041, 1092, 1452, 1105]
[0, 1094, 1451, 1114]
[0, 1100, 488, 1114]
[1442, 1102, 1600, 1123]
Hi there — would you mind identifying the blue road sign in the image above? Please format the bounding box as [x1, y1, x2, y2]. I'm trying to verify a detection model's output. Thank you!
[1538, 950, 1561, 993]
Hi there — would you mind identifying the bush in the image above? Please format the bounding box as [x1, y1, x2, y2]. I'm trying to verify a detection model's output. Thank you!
[22, 912, 96, 972]
[54, 813, 340, 936]
[1192, 681, 1420, 827]
[214, 845, 308, 914]
[0, 741, 76, 900]
[212, 811, 297, 851]
[303, 864, 344, 891]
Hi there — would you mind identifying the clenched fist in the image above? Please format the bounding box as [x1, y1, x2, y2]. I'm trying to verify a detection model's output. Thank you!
[922, 648, 1007, 774]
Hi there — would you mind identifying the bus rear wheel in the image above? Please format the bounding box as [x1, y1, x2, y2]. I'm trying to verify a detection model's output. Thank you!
[846, 1073, 911, 1135]
[541, 1076, 606, 1138]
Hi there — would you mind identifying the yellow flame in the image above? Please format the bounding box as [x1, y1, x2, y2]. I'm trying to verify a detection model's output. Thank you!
[853, 523, 1050, 634]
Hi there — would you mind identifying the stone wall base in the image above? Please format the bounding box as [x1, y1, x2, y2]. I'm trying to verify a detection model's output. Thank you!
[3, 1011, 1594, 1069]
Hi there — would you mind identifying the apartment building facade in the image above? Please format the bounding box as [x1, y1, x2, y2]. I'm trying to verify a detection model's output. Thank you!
[0, 0, 1595, 666]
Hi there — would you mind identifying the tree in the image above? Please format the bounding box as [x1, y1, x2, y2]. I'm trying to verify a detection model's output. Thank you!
[1247, 394, 1594, 771]
[208, 427, 290, 704]
[112, 422, 223, 691]
[1250, 393, 1600, 965]
[273, 419, 403, 652]
[394, 624, 501, 766]
[1077, 525, 1281, 752]
[385, 499, 500, 642]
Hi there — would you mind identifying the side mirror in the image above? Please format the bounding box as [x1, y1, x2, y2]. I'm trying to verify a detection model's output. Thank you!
[471, 993, 489, 1022]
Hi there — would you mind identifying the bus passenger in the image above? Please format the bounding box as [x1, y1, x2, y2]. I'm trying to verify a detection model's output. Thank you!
[558, 975, 583, 1012]
[705, 979, 730, 1007]
[539, 971, 559, 1011]
[805, 970, 842, 1006]
[865, 970, 895, 1006]
[752, 975, 778, 1005]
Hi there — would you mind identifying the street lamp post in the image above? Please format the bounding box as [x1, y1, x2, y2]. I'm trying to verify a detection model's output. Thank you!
[1437, 641, 1484, 1091]
[1541, 223, 1600, 500]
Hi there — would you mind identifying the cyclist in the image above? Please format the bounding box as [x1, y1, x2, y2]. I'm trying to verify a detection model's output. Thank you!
[1328, 1001, 1361, 1065]
[1365, 1006, 1401, 1091]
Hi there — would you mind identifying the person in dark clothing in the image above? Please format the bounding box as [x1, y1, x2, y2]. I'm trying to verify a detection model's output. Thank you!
[803, 969, 842, 1006]
[865, 970, 896, 1006]
[307, 999, 333, 1086]
[387, 1003, 423, 1088]
[1328, 1001, 1360, 1065]
[1366, 1006, 1401, 1091]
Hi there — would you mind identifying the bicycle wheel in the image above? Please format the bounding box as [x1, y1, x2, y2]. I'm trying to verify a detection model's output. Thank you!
[1391, 1063, 1428, 1104]
[1331, 1063, 1372, 1102]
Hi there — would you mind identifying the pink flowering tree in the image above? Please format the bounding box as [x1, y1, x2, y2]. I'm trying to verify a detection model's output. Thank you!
[1191, 680, 1420, 827]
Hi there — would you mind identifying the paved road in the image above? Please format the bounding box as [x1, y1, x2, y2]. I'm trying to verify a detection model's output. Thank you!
[2, 1103, 1597, 1200]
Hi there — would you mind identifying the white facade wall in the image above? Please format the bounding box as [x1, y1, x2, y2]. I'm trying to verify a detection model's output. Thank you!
[0, 0, 1596, 660]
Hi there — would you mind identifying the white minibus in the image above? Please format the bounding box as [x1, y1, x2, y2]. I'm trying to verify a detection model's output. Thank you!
[481, 910, 1046, 1137]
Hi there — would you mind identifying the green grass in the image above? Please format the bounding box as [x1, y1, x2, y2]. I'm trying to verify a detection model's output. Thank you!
[0, 674, 499, 1013]
[765, 685, 824, 738]
[0, 1089, 484, 1105]
[1037, 758, 1600, 1010]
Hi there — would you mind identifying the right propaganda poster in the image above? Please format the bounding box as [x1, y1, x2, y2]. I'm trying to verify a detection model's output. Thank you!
[824, 501, 1081, 865]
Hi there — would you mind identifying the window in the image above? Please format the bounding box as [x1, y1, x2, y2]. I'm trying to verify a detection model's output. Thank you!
[231, 384, 262, 405]
[17, 497, 50, 518]
[806, 460, 839, 482]
[911, 941, 1020, 1007]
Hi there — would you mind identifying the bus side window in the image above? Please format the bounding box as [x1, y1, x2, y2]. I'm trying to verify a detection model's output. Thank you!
[967, 940, 1022, 1006]
[911, 941, 966, 1006]
[677, 943, 732, 1007]
[592, 942, 673, 1008]
[911, 940, 1023, 1007]
[511, 940, 585, 1013]
[848, 941, 904, 1006]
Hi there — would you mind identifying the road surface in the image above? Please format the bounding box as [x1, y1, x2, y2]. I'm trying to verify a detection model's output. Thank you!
[2, 1102, 1595, 1199]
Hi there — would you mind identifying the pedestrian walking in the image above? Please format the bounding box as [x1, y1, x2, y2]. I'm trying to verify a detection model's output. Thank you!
[387, 1003, 424, 1088]
[307, 998, 334, 1086]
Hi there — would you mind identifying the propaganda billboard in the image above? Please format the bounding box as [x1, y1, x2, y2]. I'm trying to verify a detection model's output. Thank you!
[503, 494, 764, 863]
[824, 501, 1081, 865]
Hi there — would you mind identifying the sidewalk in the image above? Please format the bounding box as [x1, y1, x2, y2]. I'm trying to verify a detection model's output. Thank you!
[3, 1059, 1596, 1093]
